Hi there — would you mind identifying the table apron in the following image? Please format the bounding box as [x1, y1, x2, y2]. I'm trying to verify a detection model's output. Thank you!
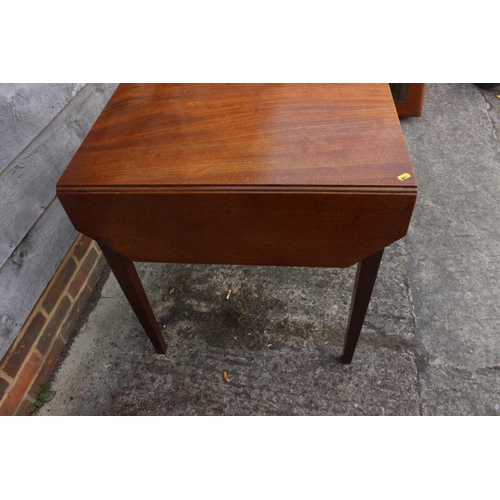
[57, 190, 416, 268]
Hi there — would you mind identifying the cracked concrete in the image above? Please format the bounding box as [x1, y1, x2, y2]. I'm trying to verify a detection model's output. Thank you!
[39, 84, 500, 416]
[402, 83, 500, 415]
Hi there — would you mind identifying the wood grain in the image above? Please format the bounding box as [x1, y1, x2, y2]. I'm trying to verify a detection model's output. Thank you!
[58, 84, 416, 190]
[0, 198, 77, 360]
[0, 84, 84, 175]
[0, 84, 118, 360]
[58, 84, 417, 268]
[0, 83, 119, 268]
[58, 189, 416, 268]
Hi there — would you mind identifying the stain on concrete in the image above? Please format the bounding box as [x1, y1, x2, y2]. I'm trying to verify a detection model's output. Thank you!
[40, 239, 420, 416]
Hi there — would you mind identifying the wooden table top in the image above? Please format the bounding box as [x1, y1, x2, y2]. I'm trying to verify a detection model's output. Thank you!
[58, 84, 416, 192]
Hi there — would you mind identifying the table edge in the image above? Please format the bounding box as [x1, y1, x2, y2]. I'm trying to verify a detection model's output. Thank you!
[57, 184, 418, 195]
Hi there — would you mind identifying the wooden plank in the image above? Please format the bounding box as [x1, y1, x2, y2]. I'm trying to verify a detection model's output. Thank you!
[58, 84, 416, 190]
[0, 83, 118, 268]
[0, 83, 85, 175]
[0, 198, 77, 360]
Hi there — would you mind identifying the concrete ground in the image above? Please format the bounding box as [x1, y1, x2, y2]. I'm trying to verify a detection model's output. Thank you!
[39, 83, 500, 416]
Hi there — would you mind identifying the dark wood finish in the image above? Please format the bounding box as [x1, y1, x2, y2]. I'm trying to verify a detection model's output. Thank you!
[57, 84, 417, 268]
[58, 190, 415, 268]
[389, 83, 411, 102]
[57, 84, 418, 363]
[341, 249, 384, 364]
[98, 244, 167, 355]
[390, 83, 426, 117]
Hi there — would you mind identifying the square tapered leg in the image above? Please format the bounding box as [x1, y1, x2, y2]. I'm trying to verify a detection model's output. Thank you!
[99, 244, 167, 355]
[341, 249, 384, 364]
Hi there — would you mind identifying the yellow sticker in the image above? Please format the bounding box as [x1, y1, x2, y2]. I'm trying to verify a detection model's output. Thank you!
[397, 173, 411, 181]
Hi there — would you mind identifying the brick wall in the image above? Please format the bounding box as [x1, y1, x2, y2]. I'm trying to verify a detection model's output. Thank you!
[0, 234, 106, 415]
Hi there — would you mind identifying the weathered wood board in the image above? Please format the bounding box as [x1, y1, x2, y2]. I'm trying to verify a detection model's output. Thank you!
[0, 83, 118, 360]
[0, 198, 77, 360]
[0, 83, 119, 268]
[0, 84, 85, 175]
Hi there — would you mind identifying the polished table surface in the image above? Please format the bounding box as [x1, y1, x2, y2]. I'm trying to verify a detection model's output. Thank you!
[57, 84, 417, 363]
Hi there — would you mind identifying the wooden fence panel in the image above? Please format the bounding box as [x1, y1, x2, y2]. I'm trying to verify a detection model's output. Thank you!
[0, 198, 77, 360]
[0, 83, 118, 268]
[0, 84, 85, 175]
[0, 83, 118, 360]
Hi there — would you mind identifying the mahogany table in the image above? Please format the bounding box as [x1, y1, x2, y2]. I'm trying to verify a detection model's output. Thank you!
[57, 84, 417, 363]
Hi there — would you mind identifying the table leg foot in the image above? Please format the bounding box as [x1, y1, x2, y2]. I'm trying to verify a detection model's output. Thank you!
[341, 249, 384, 364]
[98, 244, 167, 355]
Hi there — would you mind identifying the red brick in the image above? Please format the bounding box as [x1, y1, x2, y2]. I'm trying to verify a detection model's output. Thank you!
[60, 285, 93, 344]
[73, 234, 93, 262]
[68, 248, 98, 298]
[0, 352, 41, 416]
[36, 296, 72, 355]
[41, 257, 77, 314]
[0, 376, 9, 401]
[28, 338, 65, 401]
[2, 311, 47, 378]
[86, 254, 106, 291]
[15, 398, 34, 416]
